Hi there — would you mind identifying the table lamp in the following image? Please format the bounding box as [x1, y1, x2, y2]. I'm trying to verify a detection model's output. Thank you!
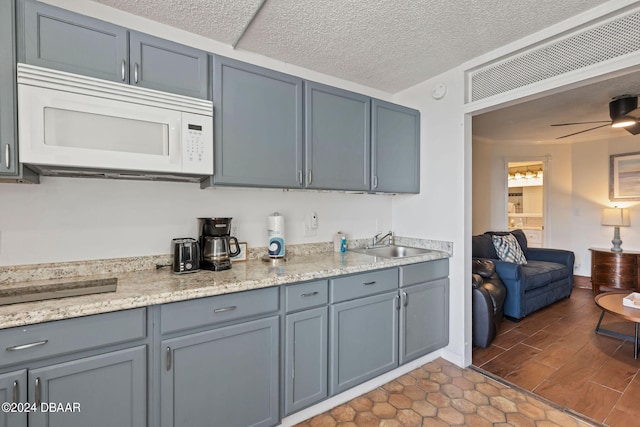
[602, 207, 631, 252]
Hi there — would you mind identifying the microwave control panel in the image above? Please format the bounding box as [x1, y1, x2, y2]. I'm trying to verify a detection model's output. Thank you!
[182, 112, 213, 175]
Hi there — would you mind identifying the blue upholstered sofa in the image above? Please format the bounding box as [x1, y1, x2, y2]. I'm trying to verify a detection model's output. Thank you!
[472, 229, 575, 320]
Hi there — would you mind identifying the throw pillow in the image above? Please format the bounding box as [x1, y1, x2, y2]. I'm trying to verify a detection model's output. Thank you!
[492, 234, 527, 265]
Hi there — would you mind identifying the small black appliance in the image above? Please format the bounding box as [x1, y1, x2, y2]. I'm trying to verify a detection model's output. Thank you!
[199, 218, 241, 271]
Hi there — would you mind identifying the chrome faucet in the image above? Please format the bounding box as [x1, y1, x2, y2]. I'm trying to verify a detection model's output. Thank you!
[372, 231, 394, 248]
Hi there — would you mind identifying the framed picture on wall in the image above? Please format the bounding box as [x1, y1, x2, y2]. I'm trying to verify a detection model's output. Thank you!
[610, 151, 640, 201]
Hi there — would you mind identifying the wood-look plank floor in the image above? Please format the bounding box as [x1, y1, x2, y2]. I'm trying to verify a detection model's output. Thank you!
[474, 286, 640, 426]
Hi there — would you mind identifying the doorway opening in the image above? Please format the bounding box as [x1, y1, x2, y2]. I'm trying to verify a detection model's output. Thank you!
[507, 161, 545, 247]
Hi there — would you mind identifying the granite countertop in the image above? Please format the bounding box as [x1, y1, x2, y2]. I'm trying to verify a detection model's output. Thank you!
[0, 247, 449, 330]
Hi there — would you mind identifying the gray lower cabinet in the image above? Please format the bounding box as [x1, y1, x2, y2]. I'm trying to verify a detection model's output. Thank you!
[19, 0, 208, 99]
[284, 307, 328, 415]
[207, 56, 303, 188]
[160, 316, 280, 427]
[371, 99, 420, 193]
[28, 346, 146, 427]
[0, 370, 27, 427]
[304, 82, 370, 191]
[329, 291, 399, 395]
[399, 278, 450, 364]
[0, 308, 147, 427]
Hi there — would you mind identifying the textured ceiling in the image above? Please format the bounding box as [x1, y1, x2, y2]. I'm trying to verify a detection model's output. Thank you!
[93, 0, 633, 144]
[92, 0, 266, 45]
[473, 70, 640, 144]
[93, 0, 606, 93]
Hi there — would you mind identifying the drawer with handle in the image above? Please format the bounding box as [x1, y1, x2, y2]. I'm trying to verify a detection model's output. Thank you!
[400, 259, 449, 288]
[285, 280, 328, 312]
[0, 308, 146, 368]
[160, 287, 279, 335]
[330, 268, 398, 303]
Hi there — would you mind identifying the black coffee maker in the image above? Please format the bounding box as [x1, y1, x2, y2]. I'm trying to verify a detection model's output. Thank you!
[199, 218, 241, 271]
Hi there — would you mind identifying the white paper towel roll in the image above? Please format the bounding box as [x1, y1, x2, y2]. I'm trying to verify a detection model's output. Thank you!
[268, 213, 285, 258]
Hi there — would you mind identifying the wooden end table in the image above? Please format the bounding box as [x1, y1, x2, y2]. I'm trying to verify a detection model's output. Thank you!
[595, 292, 640, 359]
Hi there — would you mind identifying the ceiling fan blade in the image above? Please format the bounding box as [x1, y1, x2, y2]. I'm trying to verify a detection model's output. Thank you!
[625, 122, 640, 135]
[555, 123, 610, 139]
[550, 121, 611, 126]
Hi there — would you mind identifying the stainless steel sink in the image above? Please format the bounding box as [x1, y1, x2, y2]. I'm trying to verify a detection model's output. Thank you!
[351, 245, 433, 259]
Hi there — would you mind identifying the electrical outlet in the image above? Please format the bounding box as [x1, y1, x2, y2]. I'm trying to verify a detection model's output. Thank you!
[303, 213, 318, 237]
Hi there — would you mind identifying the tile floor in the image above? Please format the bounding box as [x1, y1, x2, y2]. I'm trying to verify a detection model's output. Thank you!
[474, 286, 640, 426]
[295, 358, 595, 426]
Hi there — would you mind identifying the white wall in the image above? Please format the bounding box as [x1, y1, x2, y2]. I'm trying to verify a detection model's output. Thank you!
[471, 140, 573, 250]
[0, 178, 393, 265]
[473, 136, 640, 277]
[572, 136, 640, 276]
[0, 0, 401, 266]
[393, 68, 469, 367]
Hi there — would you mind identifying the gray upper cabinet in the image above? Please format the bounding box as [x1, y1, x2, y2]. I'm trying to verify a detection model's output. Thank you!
[304, 82, 370, 191]
[160, 316, 280, 427]
[371, 99, 420, 193]
[28, 346, 147, 427]
[207, 56, 303, 188]
[0, 0, 18, 177]
[19, 0, 208, 99]
[129, 31, 208, 99]
[0, 369, 27, 427]
[20, 0, 128, 82]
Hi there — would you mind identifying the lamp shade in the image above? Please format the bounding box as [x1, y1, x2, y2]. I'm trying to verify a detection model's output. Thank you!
[602, 208, 631, 226]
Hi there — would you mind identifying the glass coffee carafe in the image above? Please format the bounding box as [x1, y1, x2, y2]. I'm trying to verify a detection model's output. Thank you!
[198, 218, 240, 271]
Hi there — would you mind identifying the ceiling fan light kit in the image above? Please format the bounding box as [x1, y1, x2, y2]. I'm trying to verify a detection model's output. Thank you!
[552, 95, 640, 138]
[611, 115, 637, 128]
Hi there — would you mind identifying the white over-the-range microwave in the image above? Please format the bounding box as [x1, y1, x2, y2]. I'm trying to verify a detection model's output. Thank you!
[17, 63, 213, 182]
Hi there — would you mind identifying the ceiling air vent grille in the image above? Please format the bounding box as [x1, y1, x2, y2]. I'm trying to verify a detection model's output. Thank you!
[469, 9, 640, 102]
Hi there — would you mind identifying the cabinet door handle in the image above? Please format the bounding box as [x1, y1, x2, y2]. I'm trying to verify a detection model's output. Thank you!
[298, 170, 303, 186]
[6, 340, 48, 352]
[134, 63, 139, 83]
[12, 380, 18, 404]
[34, 377, 41, 406]
[403, 291, 408, 307]
[363, 281, 376, 286]
[213, 306, 237, 313]
[301, 291, 319, 297]
[373, 175, 378, 189]
[166, 346, 172, 371]
[307, 169, 312, 185]
[121, 59, 126, 81]
[395, 294, 400, 310]
[4, 144, 9, 169]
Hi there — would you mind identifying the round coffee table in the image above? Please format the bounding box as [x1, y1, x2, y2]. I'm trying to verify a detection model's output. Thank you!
[595, 292, 640, 359]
